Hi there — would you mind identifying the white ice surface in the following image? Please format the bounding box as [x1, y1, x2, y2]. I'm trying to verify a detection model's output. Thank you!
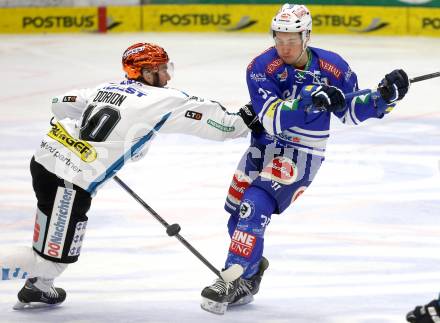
[0, 33, 439, 323]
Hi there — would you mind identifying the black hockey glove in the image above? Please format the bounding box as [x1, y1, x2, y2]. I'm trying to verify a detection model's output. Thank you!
[407, 298, 440, 323]
[239, 102, 265, 134]
[301, 85, 346, 113]
[378, 69, 409, 103]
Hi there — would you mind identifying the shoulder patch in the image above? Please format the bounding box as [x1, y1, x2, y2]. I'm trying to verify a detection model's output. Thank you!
[318, 59, 342, 79]
[266, 58, 283, 75]
[62, 96, 77, 102]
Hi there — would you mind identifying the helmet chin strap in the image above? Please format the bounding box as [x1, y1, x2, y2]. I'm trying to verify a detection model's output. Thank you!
[292, 35, 310, 67]
[293, 48, 306, 67]
[150, 72, 160, 87]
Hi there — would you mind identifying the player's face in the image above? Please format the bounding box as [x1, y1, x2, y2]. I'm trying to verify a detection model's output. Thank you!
[274, 32, 304, 65]
[143, 63, 172, 87]
[156, 63, 173, 87]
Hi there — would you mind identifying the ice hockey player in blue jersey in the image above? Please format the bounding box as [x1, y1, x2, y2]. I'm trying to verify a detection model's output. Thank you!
[200, 3, 410, 315]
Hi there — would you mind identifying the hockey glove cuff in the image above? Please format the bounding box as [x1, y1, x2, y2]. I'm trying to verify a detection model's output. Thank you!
[239, 102, 265, 134]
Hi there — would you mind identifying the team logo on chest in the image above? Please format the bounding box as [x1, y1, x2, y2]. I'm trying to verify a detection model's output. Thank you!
[276, 68, 288, 82]
[260, 156, 298, 185]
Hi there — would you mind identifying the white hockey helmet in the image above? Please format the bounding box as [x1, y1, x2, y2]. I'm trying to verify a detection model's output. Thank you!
[271, 4, 312, 45]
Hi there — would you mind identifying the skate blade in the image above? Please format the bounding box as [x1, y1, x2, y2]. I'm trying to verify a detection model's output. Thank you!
[228, 294, 254, 307]
[200, 297, 228, 315]
[13, 300, 60, 311]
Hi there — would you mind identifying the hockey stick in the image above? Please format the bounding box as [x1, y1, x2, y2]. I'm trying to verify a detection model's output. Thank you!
[345, 71, 440, 100]
[305, 71, 440, 112]
[113, 175, 243, 282]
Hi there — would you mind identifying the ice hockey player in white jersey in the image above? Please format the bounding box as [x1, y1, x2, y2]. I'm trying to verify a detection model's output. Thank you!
[0, 42, 263, 309]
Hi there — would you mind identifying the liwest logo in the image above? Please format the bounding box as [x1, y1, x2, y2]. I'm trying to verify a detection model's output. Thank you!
[44, 187, 76, 259]
[48, 122, 97, 162]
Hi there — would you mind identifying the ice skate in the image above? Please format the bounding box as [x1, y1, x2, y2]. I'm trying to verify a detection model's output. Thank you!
[13, 277, 66, 310]
[201, 275, 239, 315]
[201, 257, 269, 314]
[229, 257, 269, 307]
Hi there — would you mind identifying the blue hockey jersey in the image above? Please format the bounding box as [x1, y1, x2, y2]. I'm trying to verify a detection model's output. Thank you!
[246, 46, 383, 156]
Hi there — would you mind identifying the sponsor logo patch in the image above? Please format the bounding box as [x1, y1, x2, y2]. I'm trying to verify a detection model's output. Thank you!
[344, 67, 354, 82]
[250, 72, 267, 82]
[44, 187, 76, 259]
[68, 221, 87, 257]
[319, 59, 342, 79]
[48, 122, 97, 163]
[239, 200, 254, 220]
[185, 110, 203, 120]
[123, 45, 146, 59]
[292, 186, 307, 204]
[294, 6, 308, 19]
[207, 119, 235, 132]
[266, 58, 283, 75]
[229, 229, 256, 258]
[32, 209, 48, 253]
[422, 17, 440, 29]
[62, 96, 77, 102]
[40, 140, 83, 173]
[260, 156, 298, 185]
[22, 15, 95, 29]
[276, 68, 288, 82]
[227, 170, 252, 205]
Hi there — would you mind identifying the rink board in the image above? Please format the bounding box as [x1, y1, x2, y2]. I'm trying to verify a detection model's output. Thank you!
[0, 5, 439, 36]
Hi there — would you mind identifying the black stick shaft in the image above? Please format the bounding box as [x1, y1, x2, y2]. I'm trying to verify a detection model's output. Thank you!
[113, 175, 221, 278]
[410, 71, 440, 83]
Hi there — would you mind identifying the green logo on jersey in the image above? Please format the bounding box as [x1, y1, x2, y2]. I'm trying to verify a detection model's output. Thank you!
[207, 119, 235, 132]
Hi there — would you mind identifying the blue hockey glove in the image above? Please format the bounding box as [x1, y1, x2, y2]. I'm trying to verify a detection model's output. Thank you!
[239, 102, 265, 134]
[300, 85, 346, 113]
[378, 69, 409, 103]
[407, 297, 440, 323]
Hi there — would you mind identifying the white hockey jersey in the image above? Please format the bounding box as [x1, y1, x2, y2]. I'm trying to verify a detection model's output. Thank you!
[34, 79, 248, 194]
